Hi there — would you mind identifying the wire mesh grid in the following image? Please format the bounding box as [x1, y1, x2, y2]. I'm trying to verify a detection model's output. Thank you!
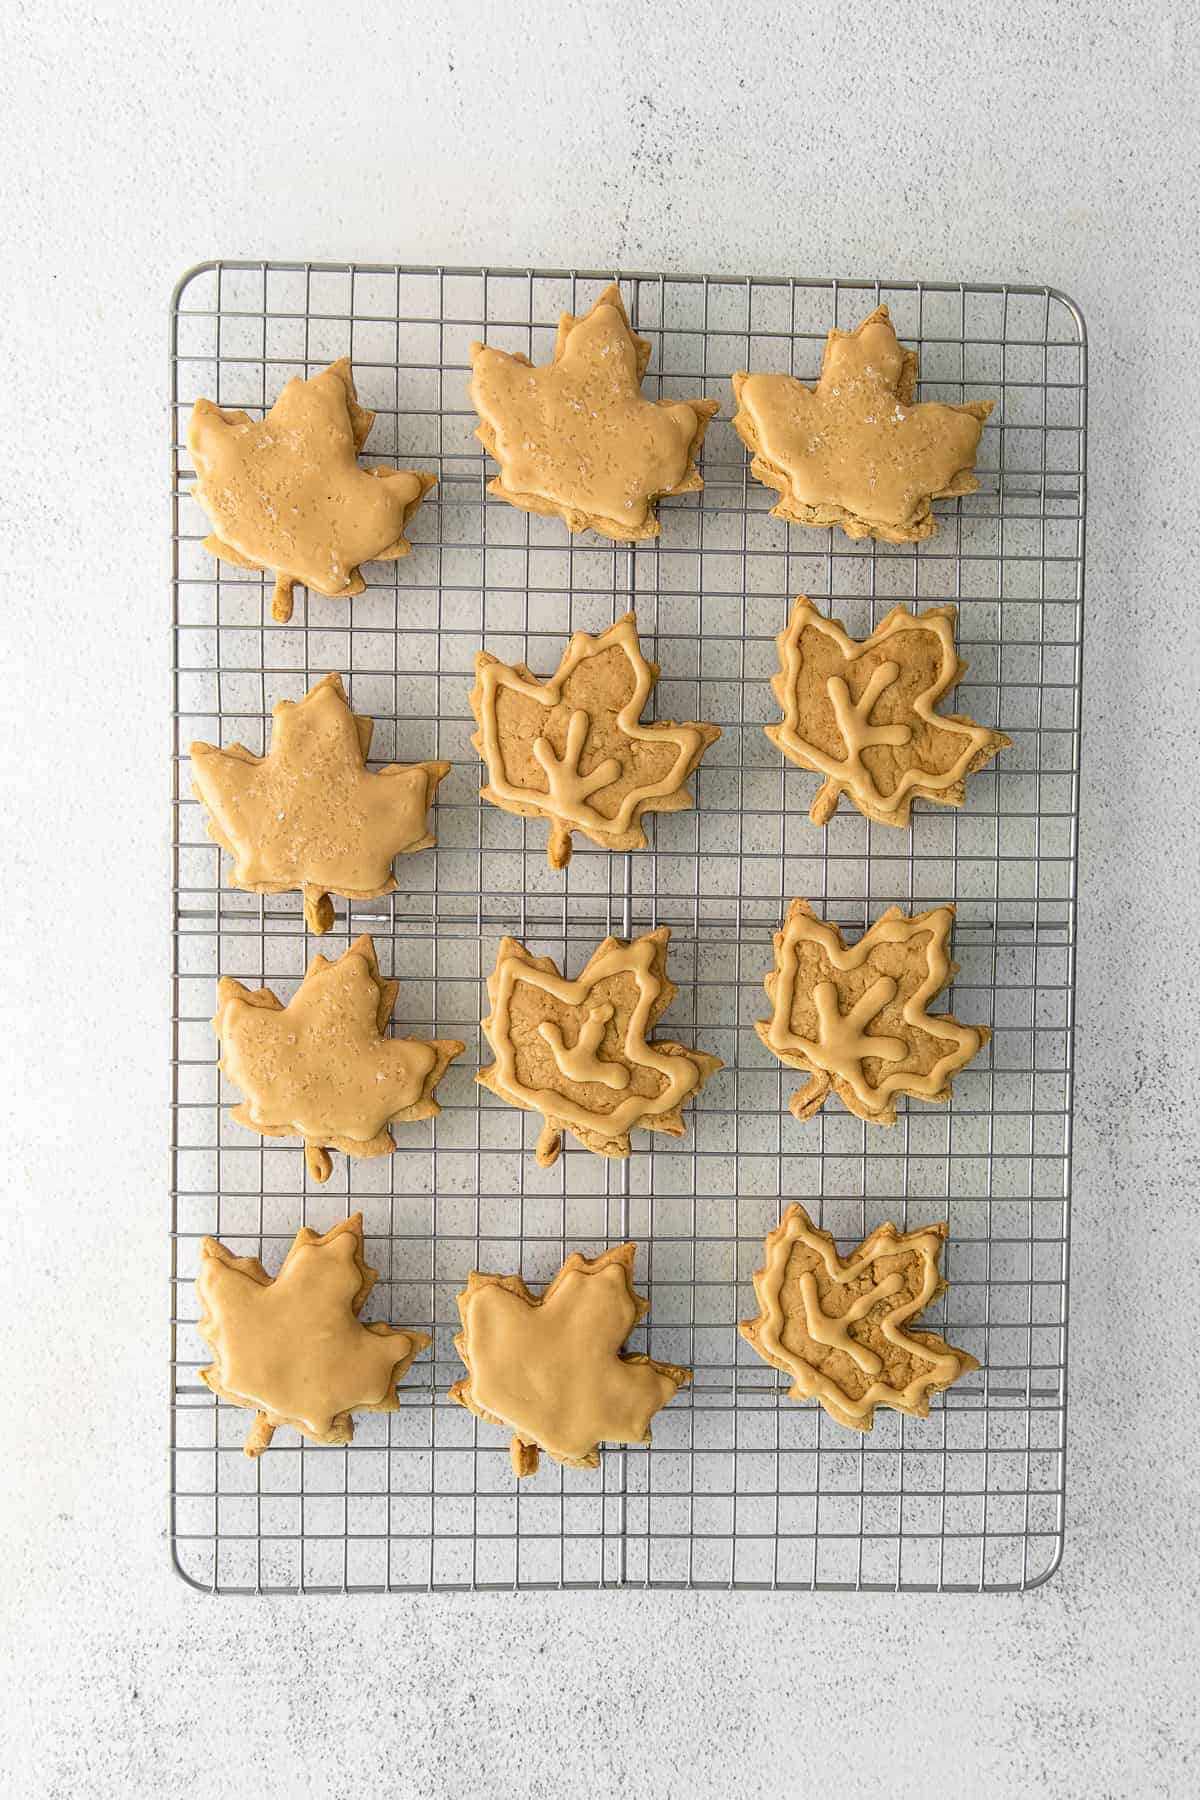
[169, 262, 1085, 1594]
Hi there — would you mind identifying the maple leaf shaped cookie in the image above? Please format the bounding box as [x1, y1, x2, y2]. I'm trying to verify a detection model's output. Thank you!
[732, 305, 993, 543]
[756, 900, 987, 1126]
[470, 612, 719, 869]
[197, 1214, 430, 1455]
[191, 673, 450, 934]
[479, 926, 722, 1166]
[468, 283, 719, 540]
[188, 357, 436, 621]
[740, 1204, 978, 1431]
[767, 597, 1010, 827]
[214, 934, 463, 1182]
[450, 1242, 691, 1476]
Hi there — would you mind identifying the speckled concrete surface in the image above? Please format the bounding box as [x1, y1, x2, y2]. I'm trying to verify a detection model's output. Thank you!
[1, 3, 1198, 1795]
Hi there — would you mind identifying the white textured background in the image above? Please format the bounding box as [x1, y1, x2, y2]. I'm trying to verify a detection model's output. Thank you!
[2, 2, 1197, 1795]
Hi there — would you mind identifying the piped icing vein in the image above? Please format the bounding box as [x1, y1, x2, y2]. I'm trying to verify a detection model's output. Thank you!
[470, 612, 720, 868]
[755, 899, 987, 1126]
[188, 357, 435, 620]
[732, 305, 993, 543]
[739, 1203, 979, 1431]
[191, 672, 449, 933]
[767, 597, 1010, 827]
[468, 283, 718, 540]
[478, 926, 722, 1165]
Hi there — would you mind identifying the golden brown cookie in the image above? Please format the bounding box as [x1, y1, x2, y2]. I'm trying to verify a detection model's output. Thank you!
[468, 282, 718, 540]
[767, 597, 1010, 827]
[470, 612, 720, 868]
[188, 357, 436, 621]
[191, 673, 449, 933]
[756, 899, 987, 1126]
[478, 926, 722, 1166]
[732, 305, 992, 543]
[214, 934, 463, 1182]
[197, 1214, 430, 1456]
[740, 1203, 979, 1431]
[449, 1243, 690, 1475]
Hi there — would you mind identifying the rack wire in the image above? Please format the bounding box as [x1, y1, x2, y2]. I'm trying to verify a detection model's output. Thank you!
[169, 263, 1086, 1593]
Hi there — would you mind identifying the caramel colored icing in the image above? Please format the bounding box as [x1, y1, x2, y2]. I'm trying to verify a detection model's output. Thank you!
[468, 283, 718, 540]
[739, 1204, 979, 1431]
[756, 899, 987, 1126]
[191, 673, 449, 933]
[478, 927, 721, 1166]
[732, 305, 992, 543]
[214, 934, 463, 1182]
[767, 597, 1010, 827]
[197, 1214, 429, 1455]
[449, 1243, 691, 1475]
[188, 357, 436, 621]
[469, 612, 720, 868]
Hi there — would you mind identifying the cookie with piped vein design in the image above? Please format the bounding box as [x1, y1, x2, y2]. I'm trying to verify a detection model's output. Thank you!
[470, 612, 720, 868]
[197, 1214, 430, 1456]
[213, 934, 463, 1182]
[188, 357, 435, 621]
[740, 1203, 978, 1431]
[479, 926, 722, 1166]
[450, 1243, 691, 1476]
[732, 305, 992, 543]
[756, 899, 987, 1125]
[468, 283, 718, 540]
[767, 597, 1010, 827]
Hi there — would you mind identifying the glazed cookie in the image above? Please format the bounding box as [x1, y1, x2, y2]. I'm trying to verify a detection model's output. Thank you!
[191, 673, 449, 933]
[740, 1203, 979, 1431]
[757, 900, 987, 1126]
[767, 597, 1010, 827]
[450, 1243, 691, 1475]
[470, 612, 720, 868]
[468, 283, 718, 540]
[213, 935, 463, 1182]
[732, 305, 992, 543]
[197, 1214, 430, 1456]
[188, 357, 436, 621]
[478, 926, 722, 1165]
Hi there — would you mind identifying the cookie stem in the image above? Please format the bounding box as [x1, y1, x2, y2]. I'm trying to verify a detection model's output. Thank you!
[535, 1125, 562, 1167]
[510, 1437, 541, 1478]
[271, 573, 295, 623]
[303, 887, 335, 934]
[810, 779, 842, 827]
[547, 823, 573, 869]
[244, 1412, 276, 1457]
[304, 1141, 333, 1183]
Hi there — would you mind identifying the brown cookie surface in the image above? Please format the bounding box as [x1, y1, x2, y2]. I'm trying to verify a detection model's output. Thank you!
[468, 283, 718, 540]
[478, 926, 721, 1164]
[756, 899, 987, 1126]
[197, 1214, 429, 1456]
[450, 1243, 691, 1475]
[188, 357, 435, 620]
[470, 612, 719, 868]
[213, 934, 463, 1182]
[732, 305, 992, 543]
[191, 673, 449, 932]
[740, 1203, 978, 1431]
[767, 597, 1010, 826]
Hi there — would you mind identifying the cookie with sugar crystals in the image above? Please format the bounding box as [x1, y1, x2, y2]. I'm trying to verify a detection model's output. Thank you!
[450, 1243, 691, 1476]
[188, 357, 435, 621]
[197, 1214, 430, 1456]
[191, 672, 449, 933]
[468, 282, 718, 539]
[213, 934, 463, 1182]
[740, 1203, 979, 1431]
[732, 305, 992, 543]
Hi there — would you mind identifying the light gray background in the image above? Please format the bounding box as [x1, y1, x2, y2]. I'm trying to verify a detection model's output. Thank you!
[1, 2, 1196, 1794]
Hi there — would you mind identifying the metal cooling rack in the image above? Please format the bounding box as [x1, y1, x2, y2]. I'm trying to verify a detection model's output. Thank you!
[169, 262, 1086, 1594]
